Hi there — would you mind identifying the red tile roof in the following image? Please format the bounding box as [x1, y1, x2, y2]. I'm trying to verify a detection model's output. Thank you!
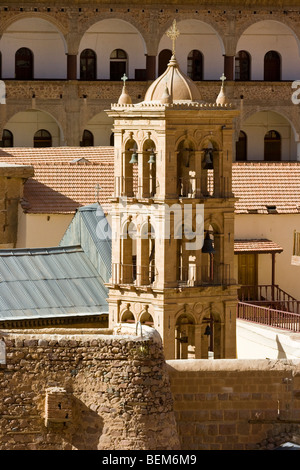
[234, 239, 283, 254]
[233, 162, 300, 214]
[0, 149, 299, 216]
[0, 147, 114, 214]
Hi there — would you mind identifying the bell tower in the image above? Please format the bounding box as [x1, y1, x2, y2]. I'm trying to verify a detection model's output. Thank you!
[106, 21, 239, 359]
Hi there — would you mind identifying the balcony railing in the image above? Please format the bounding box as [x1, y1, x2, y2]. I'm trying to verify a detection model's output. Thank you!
[114, 176, 157, 198]
[177, 262, 231, 287]
[238, 284, 300, 314]
[111, 262, 156, 286]
[111, 262, 231, 287]
[237, 302, 300, 333]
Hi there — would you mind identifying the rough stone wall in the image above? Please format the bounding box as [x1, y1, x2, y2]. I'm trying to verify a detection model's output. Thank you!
[0, 325, 180, 450]
[167, 359, 300, 450]
[0, 164, 34, 248]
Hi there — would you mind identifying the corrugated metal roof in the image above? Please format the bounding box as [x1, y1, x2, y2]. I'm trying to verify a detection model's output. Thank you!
[0, 245, 108, 321]
[60, 203, 112, 282]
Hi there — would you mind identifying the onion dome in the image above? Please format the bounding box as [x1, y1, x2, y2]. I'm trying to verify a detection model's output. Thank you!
[144, 55, 201, 103]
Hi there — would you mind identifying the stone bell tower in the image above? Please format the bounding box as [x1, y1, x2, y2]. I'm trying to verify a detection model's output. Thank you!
[106, 20, 240, 360]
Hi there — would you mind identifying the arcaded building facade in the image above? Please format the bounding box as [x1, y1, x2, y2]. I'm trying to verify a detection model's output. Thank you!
[0, 0, 299, 161]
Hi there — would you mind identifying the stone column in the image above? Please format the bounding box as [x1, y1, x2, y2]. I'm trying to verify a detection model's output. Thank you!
[67, 54, 77, 80]
[224, 55, 234, 81]
[146, 55, 156, 80]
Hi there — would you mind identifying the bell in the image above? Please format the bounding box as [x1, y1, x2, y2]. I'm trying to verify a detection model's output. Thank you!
[202, 149, 214, 170]
[129, 152, 138, 164]
[148, 152, 156, 164]
[202, 231, 215, 254]
[204, 325, 211, 336]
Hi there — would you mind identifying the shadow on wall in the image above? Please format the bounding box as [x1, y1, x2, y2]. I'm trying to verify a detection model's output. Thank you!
[70, 397, 104, 450]
[276, 335, 287, 360]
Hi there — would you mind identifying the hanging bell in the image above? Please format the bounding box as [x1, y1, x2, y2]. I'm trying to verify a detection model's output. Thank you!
[148, 152, 156, 164]
[129, 152, 138, 164]
[202, 149, 214, 170]
[204, 325, 211, 336]
[202, 231, 215, 254]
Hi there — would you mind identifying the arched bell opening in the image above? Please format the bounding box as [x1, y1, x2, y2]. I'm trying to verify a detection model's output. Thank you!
[201, 313, 221, 359]
[123, 138, 138, 197]
[177, 138, 196, 197]
[120, 219, 137, 284]
[202, 224, 226, 285]
[201, 140, 220, 197]
[137, 222, 156, 286]
[175, 313, 195, 359]
[141, 139, 157, 198]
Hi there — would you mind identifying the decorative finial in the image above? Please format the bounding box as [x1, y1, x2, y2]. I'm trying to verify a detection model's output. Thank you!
[166, 19, 180, 56]
[118, 73, 132, 105]
[216, 73, 228, 106]
[220, 73, 226, 87]
[121, 73, 128, 85]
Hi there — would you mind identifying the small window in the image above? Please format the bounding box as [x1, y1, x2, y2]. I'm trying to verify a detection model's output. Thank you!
[34, 129, 52, 148]
[264, 130, 281, 161]
[264, 51, 281, 81]
[158, 49, 172, 76]
[15, 47, 33, 80]
[2, 129, 13, 147]
[236, 131, 247, 161]
[80, 49, 96, 80]
[110, 49, 127, 81]
[187, 50, 203, 81]
[293, 231, 300, 257]
[81, 129, 94, 146]
[235, 51, 251, 81]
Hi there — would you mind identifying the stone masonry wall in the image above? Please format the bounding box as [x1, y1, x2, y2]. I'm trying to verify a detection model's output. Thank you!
[0, 325, 180, 450]
[167, 359, 300, 450]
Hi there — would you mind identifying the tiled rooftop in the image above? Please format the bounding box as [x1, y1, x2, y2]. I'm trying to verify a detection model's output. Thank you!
[0, 148, 299, 215]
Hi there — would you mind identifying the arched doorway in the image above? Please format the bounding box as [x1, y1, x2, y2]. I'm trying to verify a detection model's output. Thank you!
[187, 50, 203, 81]
[34, 129, 52, 147]
[81, 129, 94, 146]
[2, 129, 13, 147]
[236, 131, 247, 161]
[80, 49, 96, 80]
[15, 47, 33, 80]
[158, 49, 172, 76]
[264, 130, 281, 161]
[235, 50, 251, 81]
[175, 313, 195, 359]
[264, 51, 281, 81]
[110, 49, 128, 80]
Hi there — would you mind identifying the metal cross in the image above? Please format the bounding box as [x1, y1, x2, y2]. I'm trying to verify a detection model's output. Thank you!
[121, 73, 128, 84]
[220, 73, 226, 86]
[166, 19, 180, 55]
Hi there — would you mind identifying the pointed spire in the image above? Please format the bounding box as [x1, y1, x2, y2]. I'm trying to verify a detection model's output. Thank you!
[118, 73, 132, 105]
[216, 73, 228, 105]
[161, 82, 172, 104]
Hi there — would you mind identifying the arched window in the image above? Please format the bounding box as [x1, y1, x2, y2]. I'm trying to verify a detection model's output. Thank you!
[80, 49, 96, 80]
[264, 130, 281, 161]
[15, 47, 33, 80]
[187, 50, 203, 81]
[264, 51, 281, 81]
[158, 49, 172, 76]
[236, 131, 247, 161]
[235, 51, 251, 81]
[81, 129, 94, 146]
[34, 129, 52, 148]
[110, 49, 127, 81]
[2, 129, 13, 147]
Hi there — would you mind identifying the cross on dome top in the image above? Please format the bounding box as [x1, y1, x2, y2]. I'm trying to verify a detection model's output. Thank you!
[220, 73, 226, 86]
[121, 74, 128, 84]
[166, 19, 180, 56]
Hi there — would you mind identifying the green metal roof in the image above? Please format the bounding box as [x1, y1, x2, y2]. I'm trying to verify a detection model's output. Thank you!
[0, 245, 109, 321]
